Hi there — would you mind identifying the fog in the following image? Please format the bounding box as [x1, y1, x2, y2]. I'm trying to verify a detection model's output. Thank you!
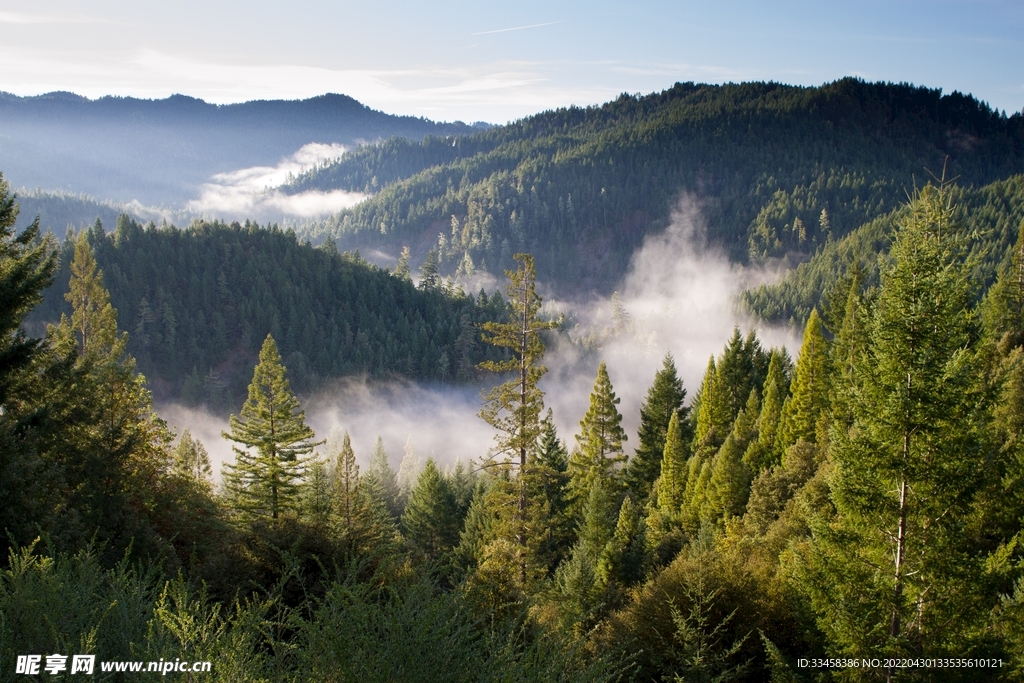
[159, 196, 797, 483]
[187, 143, 367, 221]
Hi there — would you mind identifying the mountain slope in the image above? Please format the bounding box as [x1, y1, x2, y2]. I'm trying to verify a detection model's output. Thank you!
[29, 216, 508, 409]
[741, 174, 1024, 325]
[294, 79, 1024, 296]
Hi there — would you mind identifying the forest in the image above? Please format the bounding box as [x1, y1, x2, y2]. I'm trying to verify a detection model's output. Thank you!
[291, 79, 1024, 295]
[27, 213, 510, 408]
[4, 164, 1024, 683]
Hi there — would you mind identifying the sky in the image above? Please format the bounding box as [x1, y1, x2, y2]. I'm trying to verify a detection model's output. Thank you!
[0, 0, 1021, 124]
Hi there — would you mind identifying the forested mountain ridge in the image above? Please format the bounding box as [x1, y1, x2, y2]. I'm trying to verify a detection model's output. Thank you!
[28, 215, 509, 409]
[293, 78, 1024, 295]
[0, 91, 482, 205]
[743, 173, 1024, 324]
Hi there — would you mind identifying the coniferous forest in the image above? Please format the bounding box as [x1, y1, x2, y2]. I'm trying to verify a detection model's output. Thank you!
[4, 79, 1024, 683]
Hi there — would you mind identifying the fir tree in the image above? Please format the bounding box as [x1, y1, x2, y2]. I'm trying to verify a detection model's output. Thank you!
[777, 309, 830, 449]
[364, 434, 401, 519]
[657, 412, 689, 517]
[401, 458, 461, 561]
[597, 494, 648, 589]
[799, 184, 991, 668]
[742, 349, 790, 472]
[222, 335, 321, 520]
[171, 429, 212, 485]
[624, 353, 689, 502]
[397, 435, 419, 505]
[569, 361, 628, 509]
[333, 431, 359, 533]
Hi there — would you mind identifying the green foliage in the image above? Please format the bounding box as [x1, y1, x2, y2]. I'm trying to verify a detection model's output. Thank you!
[569, 361, 628, 509]
[776, 310, 830, 450]
[222, 335, 321, 520]
[31, 218, 509, 409]
[797, 183, 996, 661]
[625, 353, 690, 502]
[657, 412, 689, 517]
[401, 458, 462, 563]
[299, 80, 1024, 294]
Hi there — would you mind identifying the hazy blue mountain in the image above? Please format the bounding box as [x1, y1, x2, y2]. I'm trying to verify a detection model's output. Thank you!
[0, 91, 482, 206]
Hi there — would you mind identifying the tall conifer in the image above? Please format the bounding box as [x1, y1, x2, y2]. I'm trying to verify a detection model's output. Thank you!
[569, 362, 627, 508]
[223, 335, 321, 520]
[624, 353, 689, 501]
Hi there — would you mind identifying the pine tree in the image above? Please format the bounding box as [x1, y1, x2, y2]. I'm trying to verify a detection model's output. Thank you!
[222, 335, 321, 520]
[624, 353, 689, 502]
[478, 253, 556, 578]
[777, 309, 830, 449]
[569, 361, 628, 509]
[657, 412, 689, 516]
[333, 431, 359, 533]
[171, 429, 212, 484]
[401, 458, 461, 561]
[798, 184, 991, 668]
[397, 435, 419, 506]
[364, 434, 402, 519]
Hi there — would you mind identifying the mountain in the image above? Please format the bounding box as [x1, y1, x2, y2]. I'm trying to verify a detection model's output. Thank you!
[292, 78, 1024, 296]
[742, 174, 1024, 325]
[28, 215, 509, 409]
[0, 91, 481, 206]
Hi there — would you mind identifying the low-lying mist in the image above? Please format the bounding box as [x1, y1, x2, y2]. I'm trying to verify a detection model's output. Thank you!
[187, 143, 367, 221]
[159, 197, 797, 481]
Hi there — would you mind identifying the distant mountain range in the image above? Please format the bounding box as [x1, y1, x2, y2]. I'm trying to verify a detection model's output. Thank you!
[0, 91, 483, 208]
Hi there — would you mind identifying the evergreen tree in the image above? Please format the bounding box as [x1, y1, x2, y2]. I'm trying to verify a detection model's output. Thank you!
[222, 335, 321, 520]
[0, 176, 56, 406]
[397, 435, 419, 505]
[657, 412, 689, 517]
[171, 429, 212, 485]
[64, 232, 118, 358]
[401, 458, 461, 561]
[692, 357, 730, 453]
[799, 184, 992, 667]
[418, 248, 440, 289]
[364, 434, 402, 519]
[0, 176, 59, 548]
[742, 349, 790, 472]
[597, 495, 648, 589]
[301, 458, 334, 528]
[555, 480, 618, 633]
[777, 309, 830, 449]
[333, 431, 359, 533]
[478, 253, 556, 578]
[569, 361, 628, 509]
[394, 246, 411, 281]
[624, 353, 689, 502]
[528, 413, 574, 573]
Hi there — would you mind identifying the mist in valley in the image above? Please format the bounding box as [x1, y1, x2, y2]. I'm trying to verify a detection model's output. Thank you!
[161, 197, 796, 483]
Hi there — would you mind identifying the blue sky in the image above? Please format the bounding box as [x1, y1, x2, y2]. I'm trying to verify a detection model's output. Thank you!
[0, 0, 1021, 123]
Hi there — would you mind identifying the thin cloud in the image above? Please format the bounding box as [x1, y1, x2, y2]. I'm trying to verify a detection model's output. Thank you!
[0, 11, 110, 24]
[471, 21, 563, 36]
